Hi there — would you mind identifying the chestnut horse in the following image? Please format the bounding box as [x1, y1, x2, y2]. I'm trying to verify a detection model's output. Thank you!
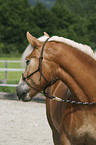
[17, 32, 96, 145]
[20, 32, 70, 144]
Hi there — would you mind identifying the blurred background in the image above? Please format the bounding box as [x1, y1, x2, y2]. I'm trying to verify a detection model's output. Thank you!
[0, 0, 96, 93]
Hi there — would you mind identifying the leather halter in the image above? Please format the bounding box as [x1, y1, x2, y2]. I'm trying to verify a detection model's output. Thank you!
[22, 37, 52, 95]
[22, 37, 50, 82]
[22, 38, 96, 105]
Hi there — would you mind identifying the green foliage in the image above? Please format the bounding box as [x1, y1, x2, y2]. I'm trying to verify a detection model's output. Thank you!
[0, 0, 96, 55]
[55, 0, 96, 17]
[0, 0, 31, 53]
[50, 5, 76, 37]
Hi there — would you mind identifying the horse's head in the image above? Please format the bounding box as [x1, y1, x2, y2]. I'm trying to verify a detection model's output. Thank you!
[16, 32, 58, 102]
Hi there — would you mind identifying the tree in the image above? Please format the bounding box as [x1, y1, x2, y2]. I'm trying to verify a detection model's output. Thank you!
[0, 0, 96, 54]
[55, 0, 96, 17]
[50, 5, 77, 38]
[87, 14, 96, 49]
[32, 2, 56, 35]
[0, 0, 32, 53]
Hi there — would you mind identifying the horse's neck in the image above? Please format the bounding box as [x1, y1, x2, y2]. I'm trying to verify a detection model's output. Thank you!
[55, 43, 96, 102]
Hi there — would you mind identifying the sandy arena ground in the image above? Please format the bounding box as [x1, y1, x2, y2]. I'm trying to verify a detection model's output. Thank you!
[0, 97, 53, 145]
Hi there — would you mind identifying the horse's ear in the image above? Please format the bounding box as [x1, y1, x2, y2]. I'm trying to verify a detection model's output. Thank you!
[44, 32, 49, 37]
[27, 32, 41, 47]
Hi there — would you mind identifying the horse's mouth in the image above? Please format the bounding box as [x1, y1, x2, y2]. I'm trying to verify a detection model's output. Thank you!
[19, 92, 32, 102]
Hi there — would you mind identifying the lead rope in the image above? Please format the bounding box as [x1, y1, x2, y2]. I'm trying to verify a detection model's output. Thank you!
[52, 96, 96, 105]
[43, 89, 96, 105]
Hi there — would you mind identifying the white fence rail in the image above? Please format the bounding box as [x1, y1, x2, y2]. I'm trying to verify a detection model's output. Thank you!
[0, 68, 24, 72]
[0, 60, 21, 63]
[0, 60, 24, 87]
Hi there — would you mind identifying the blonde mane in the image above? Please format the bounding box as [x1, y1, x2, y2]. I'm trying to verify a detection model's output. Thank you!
[49, 36, 96, 60]
[22, 35, 96, 67]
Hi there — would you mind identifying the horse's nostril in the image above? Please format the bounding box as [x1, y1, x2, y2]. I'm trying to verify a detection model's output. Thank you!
[16, 86, 31, 102]
[16, 86, 26, 100]
[16, 81, 30, 101]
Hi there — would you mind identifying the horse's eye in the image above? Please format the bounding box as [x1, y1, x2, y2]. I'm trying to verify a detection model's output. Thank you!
[25, 58, 30, 65]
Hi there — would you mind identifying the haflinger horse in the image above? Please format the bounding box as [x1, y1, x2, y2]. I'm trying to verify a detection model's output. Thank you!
[20, 32, 69, 145]
[17, 32, 96, 145]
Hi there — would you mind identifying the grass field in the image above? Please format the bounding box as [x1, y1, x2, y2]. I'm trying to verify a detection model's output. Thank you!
[0, 54, 22, 60]
[0, 55, 24, 93]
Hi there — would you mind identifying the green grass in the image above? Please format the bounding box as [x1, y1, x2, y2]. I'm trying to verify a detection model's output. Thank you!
[0, 86, 17, 93]
[0, 71, 22, 83]
[0, 62, 22, 68]
[0, 55, 24, 93]
[0, 54, 22, 60]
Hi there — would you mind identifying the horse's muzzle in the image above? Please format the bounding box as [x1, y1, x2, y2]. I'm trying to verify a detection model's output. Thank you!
[16, 82, 32, 102]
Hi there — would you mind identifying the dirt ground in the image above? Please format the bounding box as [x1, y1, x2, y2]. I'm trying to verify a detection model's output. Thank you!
[0, 96, 53, 145]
